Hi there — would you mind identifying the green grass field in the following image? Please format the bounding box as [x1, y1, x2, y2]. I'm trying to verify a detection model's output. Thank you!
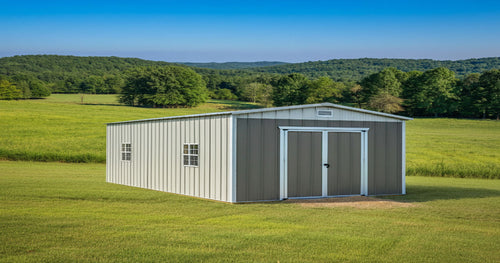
[406, 118, 500, 179]
[0, 161, 499, 262]
[1, 94, 498, 178]
[0, 94, 259, 163]
[1, 95, 499, 261]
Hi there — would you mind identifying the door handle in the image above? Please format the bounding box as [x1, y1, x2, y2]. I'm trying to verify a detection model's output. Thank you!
[324, 163, 330, 168]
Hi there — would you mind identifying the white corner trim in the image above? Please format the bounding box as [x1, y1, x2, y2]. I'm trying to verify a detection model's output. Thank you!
[402, 122, 406, 195]
[360, 131, 369, 196]
[230, 115, 237, 202]
[279, 129, 287, 200]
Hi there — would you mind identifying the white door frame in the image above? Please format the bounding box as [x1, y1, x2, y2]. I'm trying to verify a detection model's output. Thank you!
[279, 126, 369, 200]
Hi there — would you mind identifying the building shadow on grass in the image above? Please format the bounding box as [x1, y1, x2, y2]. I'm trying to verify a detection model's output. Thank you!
[382, 185, 500, 203]
[240, 185, 500, 206]
[256, 185, 500, 206]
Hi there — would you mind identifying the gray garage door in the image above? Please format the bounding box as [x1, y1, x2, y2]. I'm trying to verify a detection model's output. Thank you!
[287, 131, 362, 198]
[328, 132, 361, 196]
[287, 131, 323, 197]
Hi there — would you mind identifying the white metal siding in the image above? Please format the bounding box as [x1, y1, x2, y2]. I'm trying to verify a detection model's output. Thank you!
[106, 114, 233, 202]
[240, 106, 402, 122]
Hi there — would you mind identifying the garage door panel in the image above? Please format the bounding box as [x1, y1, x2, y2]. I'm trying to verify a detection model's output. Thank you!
[328, 132, 361, 195]
[287, 132, 322, 197]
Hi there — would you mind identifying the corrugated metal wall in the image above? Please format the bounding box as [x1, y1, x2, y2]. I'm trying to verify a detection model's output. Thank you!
[106, 114, 233, 202]
[236, 118, 403, 202]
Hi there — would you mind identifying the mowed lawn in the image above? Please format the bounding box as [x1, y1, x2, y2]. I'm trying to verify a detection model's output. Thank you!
[0, 161, 499, 262]
[406, 118, 500, 179]
[0, 94, 259, 163]
[1, 94, 499, 178]
[0, 95, 499, 261]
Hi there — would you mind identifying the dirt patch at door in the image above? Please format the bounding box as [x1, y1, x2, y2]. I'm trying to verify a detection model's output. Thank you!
[285, 196, 416, 209]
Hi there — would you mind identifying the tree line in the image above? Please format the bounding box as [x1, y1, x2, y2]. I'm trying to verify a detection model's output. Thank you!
[0, 55, 173, 96]
[359, 67, 500, 119]
[116, 65, 500, 119]
[1, 55, 500, 94]
[202, 67, 500, 119]
[0, 75, 51, 99]
[0, 55, 499, 119]
[189, 57, 500, 81]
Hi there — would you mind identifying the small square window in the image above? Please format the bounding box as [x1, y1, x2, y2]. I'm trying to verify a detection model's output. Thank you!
[183, 144, 199, 167]
[121, 143, 132, 161]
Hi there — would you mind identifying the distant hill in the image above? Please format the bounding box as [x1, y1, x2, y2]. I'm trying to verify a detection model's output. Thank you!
[0, 55, 177, 82]
[243, 57, 500, 81]
[1, 55, 499, 84]
[179, 61, 288, 70]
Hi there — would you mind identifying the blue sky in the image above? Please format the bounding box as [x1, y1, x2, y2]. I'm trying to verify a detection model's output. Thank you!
[1, 0, 500, 62]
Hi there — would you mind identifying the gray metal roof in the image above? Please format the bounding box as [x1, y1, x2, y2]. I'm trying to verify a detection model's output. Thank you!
[107, 102, 412, 125]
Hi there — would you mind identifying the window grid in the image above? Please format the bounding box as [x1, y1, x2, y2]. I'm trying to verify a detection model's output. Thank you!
[121, 143, 131, 161]
[183, 143, 199, 167]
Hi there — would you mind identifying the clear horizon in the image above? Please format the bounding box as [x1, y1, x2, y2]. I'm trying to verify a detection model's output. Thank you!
[2, 0, 499, 63]
[3, 54, 499, 64]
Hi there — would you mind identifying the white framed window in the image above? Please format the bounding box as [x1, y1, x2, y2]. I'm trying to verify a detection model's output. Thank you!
[183, 143, 199, 167]
[121, 143, 131, 161]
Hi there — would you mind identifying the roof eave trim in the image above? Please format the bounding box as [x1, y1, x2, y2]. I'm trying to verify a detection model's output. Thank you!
[107, 111, 232, 125]
[232, 102, 412, 121]
[107, 102, 412, 125]
[323, 103, 413, 120]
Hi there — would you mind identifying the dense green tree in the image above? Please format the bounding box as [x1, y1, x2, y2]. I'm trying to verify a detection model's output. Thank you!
[214, 88, 238, 100]
[0, 79, 22, 100]
[402, 68, 458, 117]
[337, 83, 363, 107]
[368, 92, 404, 113]
[103, 75, 124, 94]
[80, 76, 106, 94]
[401, 71, 425, 116]
[218, 81, 238, 95]
[203, 74, 223, 93]
[120, 66, 208, 107]
[421, 67, 459, 117]
[241, 82, 264, 103]
[14, 80, 31, 98]
[241, 82, 273, 106]
[360, 67, 405, 102]
[305, 77, 343, 104]
[10, 75, 51, 98]
[458, 73, 482, 118]
[478, 69, 500, 119]
[271, 73, 309, 106]
[29, 79, 51, 98]
[256, 84, 274, 107]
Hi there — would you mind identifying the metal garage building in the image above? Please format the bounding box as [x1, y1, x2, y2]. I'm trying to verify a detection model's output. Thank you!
[107, 103, 411, 203]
